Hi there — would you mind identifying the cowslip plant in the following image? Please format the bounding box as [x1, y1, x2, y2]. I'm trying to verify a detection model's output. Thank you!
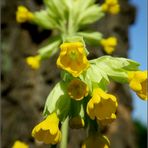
[15, 0, 147, 147]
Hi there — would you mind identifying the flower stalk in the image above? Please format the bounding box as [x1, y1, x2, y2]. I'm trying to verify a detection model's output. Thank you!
[60, 117, 69, 148]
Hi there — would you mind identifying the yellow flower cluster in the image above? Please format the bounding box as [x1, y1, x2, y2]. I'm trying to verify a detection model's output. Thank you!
[128, 71, 147, 100]
[57, 42, 90, 77]
[67, 79, 89, 100]
[16, 6, 34, 23]
[82, 134, 110, 148]
[32, 113, 61, 144]
[26, 55, 41, 69]
[100, 37, 117, 54]
[101, 0, 120, 14]
[12, 140, 29, 148]
[87, 88, 118, 126]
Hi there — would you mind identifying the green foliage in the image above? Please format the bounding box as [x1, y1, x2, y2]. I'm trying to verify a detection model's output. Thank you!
[80, 56, 140, 92]
[133, 120, 147, 148]
[43, 81, 71, 121]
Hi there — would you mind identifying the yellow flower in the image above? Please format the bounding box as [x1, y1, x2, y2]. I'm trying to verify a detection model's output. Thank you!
[67, 79, 89, 100]
[16, 6, 34, 23]
[101, 0, 120, 14]
[87, 88, 118, 126]
[26, 55, 41, 69]
[56, 42, 90, 77]
[12, 140, 29, 148]
[69, 116, 85, 129]
[100, 37, 117, 54]
[128, 71, 148, 100]
[32, 113, 61, 144]
[82, 134, 110, 148]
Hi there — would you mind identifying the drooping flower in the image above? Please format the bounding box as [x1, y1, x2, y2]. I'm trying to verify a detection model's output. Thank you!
[128, 71, 147, 100]
[56, 42, 90, 77]
[12, 140, 29, 148]
[32, 113, 61, 144]
[67, 79, 89, 100]
[69, 116, 85, 129]
[101, 0, 120, 15]
[16, 6, 34, 23]
[100, 37, 117, 54]
[26, 55, 41, 69]
[87, 88, 118, 126]
[82, 134, 110, 148]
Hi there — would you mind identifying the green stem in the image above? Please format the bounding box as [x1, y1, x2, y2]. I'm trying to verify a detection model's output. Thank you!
[60, 117, 69, 148]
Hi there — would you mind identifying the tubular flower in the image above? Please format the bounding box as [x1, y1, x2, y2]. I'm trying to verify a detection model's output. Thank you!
[100, 37, 117, 54]
[56, 42, 90, 77]
[69, 116, 85, 129]
[87, 88, 118, 126]
[32, 113, 61, 144]
[12, 140, 29, 148]
[16, 6, 34, 23]
[128, 71, 148, 100]
[67, 79, 89, 100]
[82, 134, 110, 148]
[26, 55, 41, 69]
[101, 0, 120, 14]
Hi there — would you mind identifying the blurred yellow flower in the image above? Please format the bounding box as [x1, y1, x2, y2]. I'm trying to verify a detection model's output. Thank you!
[82, 134, 110, 148]
[87, 88, 118, 126]
[16, 6, 34, 23]
[57, 42, 90, 77]
[101, 0, 120, 14]
[32, 113, 61, 144]
[68, 79, 89, 100]
[12, 140, 29, 148]
[26, 55, 41, 69]
[69, 116, 85, 129]
[128, 71, 148, 100]
[100, 37, 117, 54]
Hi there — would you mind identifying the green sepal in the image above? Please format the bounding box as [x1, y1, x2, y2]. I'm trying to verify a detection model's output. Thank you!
[38, 40, 61, 59]
[33, 10, 59, 29]
[43, 81, 71, 121]
[76, 5, 104, 26]
[77, 32, 103, 45]
[80, 63, 110, 92]
[70, 100, 85, 118]
[44, 0, 66, 20]
[61, 71, 73, 82]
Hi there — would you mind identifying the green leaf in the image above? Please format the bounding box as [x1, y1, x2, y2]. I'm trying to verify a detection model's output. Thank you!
[77, 5, 104, 25]
[91, 56, 140, 83]
[80, 63, 109, 92]
[80, 56, 140, 90]
[93, 56, 140, 71]
[44, 0, 67, 31]
[43, 81, 71, 121]
[33, 10, 59, 29]
[77, 32, 103, 45]
[38, 40, 61, 59]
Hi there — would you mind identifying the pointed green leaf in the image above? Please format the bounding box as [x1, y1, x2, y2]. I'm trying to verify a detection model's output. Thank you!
[77, 32, 103, 45]
[38, 40, 61, 59]
[33, 10, 59, 29]
[43, 81, 71, 121]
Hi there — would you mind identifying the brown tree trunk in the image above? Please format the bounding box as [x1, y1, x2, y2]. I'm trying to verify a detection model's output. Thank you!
[1, 0, 137, 148]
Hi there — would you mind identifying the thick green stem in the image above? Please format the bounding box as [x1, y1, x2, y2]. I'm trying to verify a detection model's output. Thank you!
[60, 117, 69, 148]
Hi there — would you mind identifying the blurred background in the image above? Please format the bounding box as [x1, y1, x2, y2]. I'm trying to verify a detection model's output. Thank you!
[129, 0, 147, 126]
[1, 0, 147, 148]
